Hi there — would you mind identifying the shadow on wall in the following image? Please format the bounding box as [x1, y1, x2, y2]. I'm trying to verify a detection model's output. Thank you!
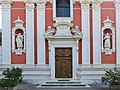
[0, 29, 1, 46]
[0, 30, 1, 62]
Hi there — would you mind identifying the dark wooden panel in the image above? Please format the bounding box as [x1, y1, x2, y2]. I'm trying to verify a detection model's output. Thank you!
[55, 48, 72, 78]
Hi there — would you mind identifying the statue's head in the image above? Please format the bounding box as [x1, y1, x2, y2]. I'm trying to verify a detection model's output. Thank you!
[106, 33, 109, 35]
[18, 33, 21, 35]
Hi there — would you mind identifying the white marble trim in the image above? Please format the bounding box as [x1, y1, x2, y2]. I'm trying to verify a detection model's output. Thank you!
[26, 6, 34, 64]
[81, 9, 90, 64]
[37, 4, 46, 65]
[92, 8, 101, 64]
[2, 6, 11, 64]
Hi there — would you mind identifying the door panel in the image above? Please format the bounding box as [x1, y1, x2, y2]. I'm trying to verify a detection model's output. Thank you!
[55, 48, 72, 78]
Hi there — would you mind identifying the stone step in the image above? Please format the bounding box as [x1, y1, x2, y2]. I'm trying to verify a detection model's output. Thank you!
[46, 80, 81, 83]
[38, 80, 90, 87]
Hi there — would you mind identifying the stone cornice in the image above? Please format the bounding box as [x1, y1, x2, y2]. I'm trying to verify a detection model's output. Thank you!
[36, 0, 52, 4]
[35, 0, 46, 3]
[73, 0, 79, 4]
[6, 0, 116, 1]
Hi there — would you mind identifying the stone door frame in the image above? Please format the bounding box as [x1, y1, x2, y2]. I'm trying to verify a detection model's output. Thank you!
[49, 40, 78, 80]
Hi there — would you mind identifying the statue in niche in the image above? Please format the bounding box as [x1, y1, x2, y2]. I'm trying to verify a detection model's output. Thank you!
[15, 33, 23, 50]
[104, 33, 112, 49]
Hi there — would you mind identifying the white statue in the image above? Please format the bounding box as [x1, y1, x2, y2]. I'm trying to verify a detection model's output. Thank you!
[16, 33, 23, 49]
[104, 33, 111, 49]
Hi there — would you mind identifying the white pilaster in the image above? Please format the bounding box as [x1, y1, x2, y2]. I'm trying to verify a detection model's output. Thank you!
[1, 1, 11, 64]
[92, 0, 101, 64]
[81, 0, 90, 64]
[25, 1, 34, 64]
[36, 1, 46, 64]
[53, 0, 56, 18]
[115, 1, 120, 64]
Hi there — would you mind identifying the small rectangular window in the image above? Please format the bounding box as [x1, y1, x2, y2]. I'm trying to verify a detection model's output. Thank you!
[56, 0, 70, 17]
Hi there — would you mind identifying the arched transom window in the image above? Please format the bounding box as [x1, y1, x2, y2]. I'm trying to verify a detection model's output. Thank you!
[56, 0, 70, 17]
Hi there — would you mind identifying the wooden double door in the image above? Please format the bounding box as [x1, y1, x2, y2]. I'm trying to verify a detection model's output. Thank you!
[55, 48, 72, 78]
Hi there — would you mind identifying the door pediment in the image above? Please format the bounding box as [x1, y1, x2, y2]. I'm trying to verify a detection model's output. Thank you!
[44, 22, 83, 40]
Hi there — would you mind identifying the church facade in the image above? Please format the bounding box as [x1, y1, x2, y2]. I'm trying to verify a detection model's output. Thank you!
[0, 0, 120, 84]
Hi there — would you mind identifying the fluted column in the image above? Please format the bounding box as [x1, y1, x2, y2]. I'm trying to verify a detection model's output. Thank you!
[92, 0, 101, 64]
[81, 0, 90, 64]
[25, 0, 35, 64]
[0, 1, 12, 64]
[115, 0, 120, 64]
[36, 1, 46, 64]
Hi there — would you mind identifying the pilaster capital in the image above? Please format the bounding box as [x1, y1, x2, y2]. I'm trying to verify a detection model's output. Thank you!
[92, 0, 101, 9]
[36, 0, 47, 9]
[36, 3, 46, 9]
[0, 0, 12, 9]
[114, 0, 120, 9]
[81, 0, 90, 9]
[24, 0, 35, 9]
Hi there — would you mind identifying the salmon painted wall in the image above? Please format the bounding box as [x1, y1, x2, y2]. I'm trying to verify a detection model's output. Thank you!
[90, 4, 93, 64]
[101, 2, 116, 64]
[10, 1, 117, 65]
[45, 2, 54, 64]
[73, 2, 82, 64]
[34, 6, 37, 64]
[11, 2, 26, 64]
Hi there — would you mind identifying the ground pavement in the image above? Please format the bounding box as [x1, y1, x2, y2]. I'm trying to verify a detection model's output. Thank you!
[17, 84, 111, 90]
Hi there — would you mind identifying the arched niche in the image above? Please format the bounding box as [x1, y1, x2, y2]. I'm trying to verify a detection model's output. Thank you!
[12, 16, 26, 55]
[102, 16, 115, 55]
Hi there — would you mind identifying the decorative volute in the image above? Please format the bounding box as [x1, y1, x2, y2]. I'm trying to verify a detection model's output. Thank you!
[44, 26, 55, 37]
[92, 0, 101, 9]
[0, 0, 12, 8]
[81, 0, 90, 9]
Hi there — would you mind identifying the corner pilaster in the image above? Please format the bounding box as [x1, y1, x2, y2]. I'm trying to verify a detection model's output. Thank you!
[0, 1, 12, 64]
